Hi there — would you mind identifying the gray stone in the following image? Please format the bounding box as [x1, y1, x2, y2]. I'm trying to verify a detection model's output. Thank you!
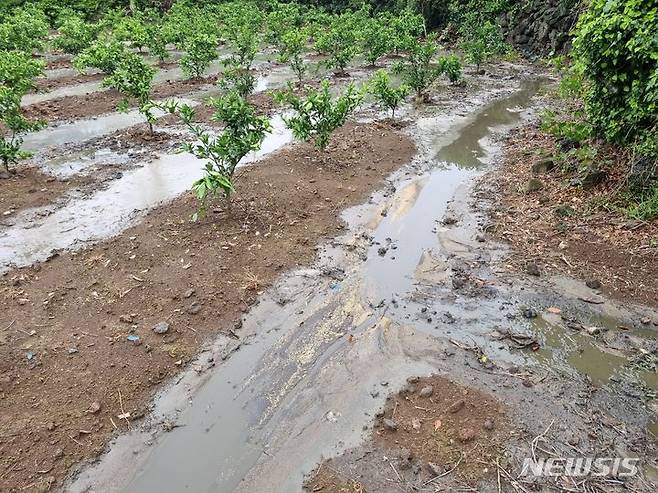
[153, 321, 170, 334]
[531, 158, 555, 174]
[419, 386, 434, 398]
[382, 418, 398, 431]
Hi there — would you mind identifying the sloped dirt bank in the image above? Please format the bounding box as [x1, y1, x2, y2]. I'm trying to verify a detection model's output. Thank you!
[484, 124, 658, 309]
[0, 122, 414, 492]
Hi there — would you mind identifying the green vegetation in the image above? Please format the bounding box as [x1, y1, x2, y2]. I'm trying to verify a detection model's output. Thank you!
[368, 69, 409, 119]
[0, 51, 45, 173]
[180, 33, 219, 79]
[393, 37, 459, 99]
[460, 19, 507, 72]
[53, 14, 100, 54]
[159, 92, 271, 217]
[103, 52, 157, 131]
[277, 29, 308, 84]
[275, 80, 362, 150]
[315, 11, 362, 75]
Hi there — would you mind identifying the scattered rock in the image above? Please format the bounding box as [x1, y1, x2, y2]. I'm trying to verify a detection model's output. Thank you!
[458, 427, 476, 442]
[382, 418, 398, 431]
[153, 321, 170, 334]
[398, 448, 413, 470]
[442, 214, 458, 225]
[186, 302, 202, 315]
[585, 326, 603, 336]
[447, 399, 465, 414]
[525, 262, 541, 276]
[119, 314, 133, 323]
[586, 279, 602, 290]
[475, 233, 486, 242]
[531, 157, 555, 174]
[426, 462, 443, 477]
[483, 419, 495, 431]
[411, 417, 421, 430]
[183, 288, 195, 298]
[524, 178, 544, 193]
[640, 317, 652, 325]
[419, 386, 434, 398]
[377, 246, 387, 256]
[406, 376, 420, 384]
[522, 307, 538, 319]
[53, 448, 64, 459]
[87, 401, 101, 414]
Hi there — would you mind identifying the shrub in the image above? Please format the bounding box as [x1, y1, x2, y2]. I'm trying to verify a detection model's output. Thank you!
[368, 69, 410, 119]
[180, 33, 218, 79]
[0, 6, 49, 52]
[275, 80, 362, 150]
[438, 54, 462, 84]
[277, 28, 308, 84]
[74, 38, 128, 74]
[315, 12, 361, 76]
[158, 92, 271, 217]
[573, 0, 658, 147]
[53, 14, 100, 54]
[103, 52, 157, 131]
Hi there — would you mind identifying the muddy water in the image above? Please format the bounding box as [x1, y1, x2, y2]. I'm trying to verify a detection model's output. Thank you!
[26, 49, 276, 106]
[64, 80, 553, 493]
[0, 115, 292, 272]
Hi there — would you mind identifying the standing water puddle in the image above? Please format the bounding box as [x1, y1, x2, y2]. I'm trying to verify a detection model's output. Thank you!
[65, 80, 557, 493]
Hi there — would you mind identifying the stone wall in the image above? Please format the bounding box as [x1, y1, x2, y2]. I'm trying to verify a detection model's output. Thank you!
[500, 0, 582, 57]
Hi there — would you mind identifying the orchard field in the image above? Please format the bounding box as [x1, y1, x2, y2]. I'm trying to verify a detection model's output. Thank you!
[0, 1, 657, 492]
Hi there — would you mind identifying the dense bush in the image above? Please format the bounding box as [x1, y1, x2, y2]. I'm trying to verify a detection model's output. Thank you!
[573, 0, 657, 150]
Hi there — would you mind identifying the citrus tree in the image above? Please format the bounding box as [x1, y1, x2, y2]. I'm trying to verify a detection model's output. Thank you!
[74, 37, 128, 74]
[315, 12, 362, 76]
[459, 14, 507, 72]
[103, 52, 157, 132]
[360, 17, 392, 67]
[0, 6, 49, 52]
[393, 38, 459, 99]
[368, 69, 410, 120]
[180, 33, 219, 79]
[0, 51, 45, 173]
[277, 28, 308, 84]
[53, 14, 100, 54]
[157, 92, 271, 217]
[275, 80, 363, 150]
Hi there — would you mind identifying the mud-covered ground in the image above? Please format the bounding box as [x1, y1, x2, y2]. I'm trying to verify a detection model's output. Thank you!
[1, 47, 656, 493]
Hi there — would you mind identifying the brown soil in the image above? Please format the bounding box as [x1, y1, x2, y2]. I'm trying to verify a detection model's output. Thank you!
[304, 376, 511, 492]
[0, 168, 91, 218]
[44, 59, 72, 70]
[0, 121, 415, 491]
[304, 466, 367, 493]
[34, 73, 105, 92]
[23, 75, 219, 123]
[374, 375, 508, 485]
[486, 124, 658, 308]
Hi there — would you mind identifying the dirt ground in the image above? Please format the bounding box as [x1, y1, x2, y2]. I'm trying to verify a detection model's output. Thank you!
[0, 168, 92, 218]
[305, 376, 509, 492]
[485, 124, 658, 309]
[0, 122, 415, 491]
[34, 73, 106, 92]
[24, 74, 220, 123]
